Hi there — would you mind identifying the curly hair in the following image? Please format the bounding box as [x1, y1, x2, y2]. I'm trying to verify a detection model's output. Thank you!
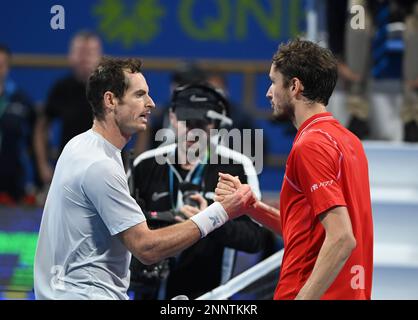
[86, 57, 143, 120]
[272, 39, 338, 106]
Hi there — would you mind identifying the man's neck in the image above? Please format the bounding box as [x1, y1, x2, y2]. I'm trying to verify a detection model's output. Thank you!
[294, 102, 327, 129]
[92, 119, 129, 150]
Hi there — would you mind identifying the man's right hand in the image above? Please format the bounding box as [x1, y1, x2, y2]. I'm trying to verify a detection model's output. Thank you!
[214, 172, 240, 202]
[216, 174, 256, 220]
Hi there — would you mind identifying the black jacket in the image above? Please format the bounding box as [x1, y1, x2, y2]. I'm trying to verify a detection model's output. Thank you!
[44, 75, 93, 153]
[130, 143, 268, 299]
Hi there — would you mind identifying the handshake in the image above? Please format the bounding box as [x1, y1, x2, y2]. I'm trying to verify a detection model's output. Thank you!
[215, 172, 282, 235]
[214, 172, 258, 220]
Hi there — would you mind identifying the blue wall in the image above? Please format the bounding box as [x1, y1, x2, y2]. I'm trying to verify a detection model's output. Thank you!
[2, 0, 305, 103]
[1, 0, 303, 58]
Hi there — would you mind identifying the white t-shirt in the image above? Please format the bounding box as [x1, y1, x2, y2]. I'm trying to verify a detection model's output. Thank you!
[34, 129, 146, 300]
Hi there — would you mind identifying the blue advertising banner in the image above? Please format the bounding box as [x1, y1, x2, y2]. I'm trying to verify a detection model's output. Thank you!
[0, 0, 304, 59]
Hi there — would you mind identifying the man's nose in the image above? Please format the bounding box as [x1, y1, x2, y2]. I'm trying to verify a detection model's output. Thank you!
[147, 96, 156, 109]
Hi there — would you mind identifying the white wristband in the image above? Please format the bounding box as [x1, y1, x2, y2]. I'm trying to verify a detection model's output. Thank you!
[190, 202, 229, 238]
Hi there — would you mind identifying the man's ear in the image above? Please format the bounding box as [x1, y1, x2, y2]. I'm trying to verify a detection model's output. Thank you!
[291, 78, 304, 98]
[103, 91, 117, 112]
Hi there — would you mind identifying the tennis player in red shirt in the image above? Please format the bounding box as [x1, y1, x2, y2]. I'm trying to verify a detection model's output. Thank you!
[215, 39, 373, 300]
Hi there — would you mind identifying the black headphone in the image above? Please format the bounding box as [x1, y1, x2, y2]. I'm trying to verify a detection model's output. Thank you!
[170, 83, 233, 129]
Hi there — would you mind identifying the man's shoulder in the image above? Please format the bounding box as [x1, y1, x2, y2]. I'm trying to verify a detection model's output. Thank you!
[81, 158, 124, 187]
[292, 124, 350, 165]
[301, 120, 361, 150]
[64, 132, 121, 170]
[64, 130, 92, 150]
[297, 124, 341, 150]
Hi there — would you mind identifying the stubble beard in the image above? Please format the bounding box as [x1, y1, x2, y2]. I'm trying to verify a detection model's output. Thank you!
[272, 98, 295, 123]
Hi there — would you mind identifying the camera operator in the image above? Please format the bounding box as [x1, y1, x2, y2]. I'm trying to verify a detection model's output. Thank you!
[129, 83, 270, 299]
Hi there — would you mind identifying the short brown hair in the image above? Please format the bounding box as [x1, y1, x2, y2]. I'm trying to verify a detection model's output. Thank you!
[86, 57, 143, 120]
[272, 39, 338, 106]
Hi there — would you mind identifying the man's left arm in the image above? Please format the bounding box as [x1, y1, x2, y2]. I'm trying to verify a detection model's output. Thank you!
[295, 206, 356, 300]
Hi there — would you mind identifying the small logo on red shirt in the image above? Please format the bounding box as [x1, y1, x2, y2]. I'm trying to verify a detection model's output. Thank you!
[310, 180, 334, 192]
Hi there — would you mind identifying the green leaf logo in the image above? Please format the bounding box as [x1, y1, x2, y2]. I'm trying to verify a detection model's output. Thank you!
[94, 0, 165, 47]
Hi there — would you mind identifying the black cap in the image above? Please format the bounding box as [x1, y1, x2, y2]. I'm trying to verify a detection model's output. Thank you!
[171, 83, 230, 124]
